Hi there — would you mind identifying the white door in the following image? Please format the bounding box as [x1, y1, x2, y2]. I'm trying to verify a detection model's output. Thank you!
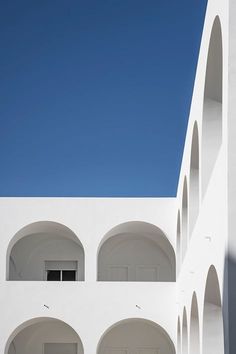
[44, 343, 77, 354]
[104, 348, 128, 354]
[109, 266, 129, 281]
[136, 348, 159, 354]
[136, 266, 158, 281]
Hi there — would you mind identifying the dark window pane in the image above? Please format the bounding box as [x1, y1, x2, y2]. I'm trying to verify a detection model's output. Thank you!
[62, 270, 76, 281]
[47, 270, 60, 281]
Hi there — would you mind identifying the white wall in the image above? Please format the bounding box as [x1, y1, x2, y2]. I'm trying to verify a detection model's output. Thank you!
[0, 198, 176, 354]
[175, 0, 228, 353]
[0, 0, 233, 352]
[227, 0, 236, 353]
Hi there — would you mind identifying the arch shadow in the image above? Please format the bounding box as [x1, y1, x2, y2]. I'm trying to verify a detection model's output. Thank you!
[6, 221, 85, 281]
[189, 122, 200, 235]
[97, 318, 175, 354]
[181, 178, 188, 261]
[97, 221, 176, 282]
[202, 265, 224, 354]
[190, 292, 200, 354]
[5, 316, 84, 354]
[202, 16, 223, 199]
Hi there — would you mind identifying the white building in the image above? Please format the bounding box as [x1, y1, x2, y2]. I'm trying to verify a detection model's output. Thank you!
[0, 0, 235, 353]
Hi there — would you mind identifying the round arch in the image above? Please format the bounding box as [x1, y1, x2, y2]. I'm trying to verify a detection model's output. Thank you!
[6, 221, 85, 281]
[5, 317, 84, 354]
[182, 307, 188, 354]
[97, 318, 175, 354]
[202, 265, 224, 354]
[97, 221, 176, 282]
[181, 177, 188, 261]
[176, 211, 181, 274]
[190, 292, 200, 354]
[189, 122, 200, 235]
[202, 16, 223, 198]
[177, 317, 181, 354]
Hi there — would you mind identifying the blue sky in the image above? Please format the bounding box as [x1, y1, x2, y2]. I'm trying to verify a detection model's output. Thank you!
[0, 0, 207, 197]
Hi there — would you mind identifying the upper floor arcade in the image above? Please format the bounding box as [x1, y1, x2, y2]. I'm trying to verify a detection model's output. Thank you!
[0, 197, 177, 284]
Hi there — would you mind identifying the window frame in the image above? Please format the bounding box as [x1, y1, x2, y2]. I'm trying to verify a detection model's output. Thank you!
[46, 269, 77, 281]
[45, 260, 78, 281]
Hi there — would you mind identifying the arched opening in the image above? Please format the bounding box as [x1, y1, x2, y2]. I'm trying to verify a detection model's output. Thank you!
[202, 16, 223, 198]
[202, 265, 224, 354]
[176, 211, 181, 274]
[190, 292, 200, 354]
[7, 221, 85, 281]
[177, 317, 181, 354]
[5, 317, 83, 354]
[182, 308, 188, 354]
[97, 318, 175, 354]
[97, 221, 176, 281]
[181, 178, 188, 261]
[189, 122, 199, 235]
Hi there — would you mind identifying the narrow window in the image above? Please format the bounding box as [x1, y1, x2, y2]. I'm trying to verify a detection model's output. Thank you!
[62, 270, 76, 281]
[47, 270, 61, 281]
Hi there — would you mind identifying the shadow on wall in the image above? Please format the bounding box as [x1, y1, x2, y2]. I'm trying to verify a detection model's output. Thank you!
[223, 253, 236, 354]
[178, 265, 226, 354]
[7, 221, 85, 281]
[97, 318, 175, 354]
[6, 317, 176, 354]
[202, 265, 224, 354]
[182, 308, 188, 354]
[189, 122, 199, 237]
[5, 317, 84, 354]
[189, 292, 200, 354]
[181, 178, 188, 262]
[97, 221, 176, 282]
[202, 16, 223, 199]
[176, 211, 181, 275]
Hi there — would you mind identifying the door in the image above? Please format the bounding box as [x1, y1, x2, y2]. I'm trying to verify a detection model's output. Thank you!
[44, 343, 77, 354]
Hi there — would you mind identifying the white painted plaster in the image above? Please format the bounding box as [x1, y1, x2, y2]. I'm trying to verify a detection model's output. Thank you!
[0, 0, 234, 352]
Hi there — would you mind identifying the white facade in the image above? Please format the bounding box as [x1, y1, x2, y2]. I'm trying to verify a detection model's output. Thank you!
[0, 0, 235, 352]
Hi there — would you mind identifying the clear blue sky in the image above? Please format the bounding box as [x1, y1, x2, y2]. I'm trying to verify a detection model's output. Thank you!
[0, 0, 207, 197]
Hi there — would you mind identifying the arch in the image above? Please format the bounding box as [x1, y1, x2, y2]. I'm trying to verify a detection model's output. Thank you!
[190, 292, 200, 354]
[5, 317, 84, 354]
[177, 317, 181, 354]
[202, 265, 224, 354]
[97, 318, 175, 354]
[97, 221, 176, 281]
[6, 221, 85, 281]
[202, 16, 223, 198]
[189, 122, 200, 235]
[182, 307, 188, 354]
[181, 177, 188, 261]
[176, 211, 181, 274]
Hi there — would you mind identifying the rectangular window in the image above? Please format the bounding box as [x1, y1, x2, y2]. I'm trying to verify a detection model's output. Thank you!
[47, 270, 61, 281]
[45, 261, 77, 281]
[62, 270, 76, 281]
